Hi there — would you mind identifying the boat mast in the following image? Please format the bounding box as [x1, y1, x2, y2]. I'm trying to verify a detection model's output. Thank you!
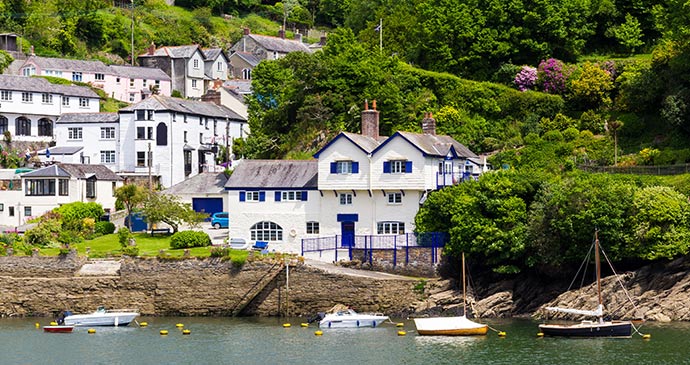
[595, 229, 603, 322]
[462, 252, 467, 317]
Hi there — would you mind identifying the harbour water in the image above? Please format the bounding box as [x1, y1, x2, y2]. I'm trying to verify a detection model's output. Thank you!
[1, 317, 687, 365]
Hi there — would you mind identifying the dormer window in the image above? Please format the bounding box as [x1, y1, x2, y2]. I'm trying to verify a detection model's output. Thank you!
[193, 59, 199, 68]
[72, 72, 82, 82]
[384, 160, 412, 174]
[95, 73, 105, 81]
[330, 161, 359, 174]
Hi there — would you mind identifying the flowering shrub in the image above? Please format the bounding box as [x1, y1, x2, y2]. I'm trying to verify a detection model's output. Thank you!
[600, 60, 618, 81]
[514, 66, 537, 91]
[537, 58, 570, 94]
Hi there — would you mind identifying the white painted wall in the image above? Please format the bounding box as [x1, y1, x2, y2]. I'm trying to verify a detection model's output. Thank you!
[317, 138, 371, 191]
[54, 122, 119, 168]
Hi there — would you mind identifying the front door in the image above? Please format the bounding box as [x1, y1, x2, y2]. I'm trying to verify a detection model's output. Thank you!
[341, 221, 355, 247]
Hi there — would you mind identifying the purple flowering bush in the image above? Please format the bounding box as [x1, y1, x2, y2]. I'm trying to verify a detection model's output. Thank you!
[537, 58, 570, 94]
[514, 66, 537, 91]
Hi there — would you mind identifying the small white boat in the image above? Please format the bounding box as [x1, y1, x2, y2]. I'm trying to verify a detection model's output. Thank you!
[319, 308, 389, 328]
[63, 307, 139, 327]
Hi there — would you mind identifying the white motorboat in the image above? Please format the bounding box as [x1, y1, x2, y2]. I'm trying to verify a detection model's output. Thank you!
[319, 307, 389, 328]
[63, 307, 139, 327]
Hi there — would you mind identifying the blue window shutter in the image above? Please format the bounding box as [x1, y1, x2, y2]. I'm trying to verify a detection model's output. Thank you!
[301, 191, 308, 201]
[259, 191, 266, 201]
[383, 161, 391, 173]
[275, 191, 281, 201]
[352, 162, 359, 174]
[239, 191, 245, 202]
[330, 162, 337, 173]
[405, 161, 413, 173]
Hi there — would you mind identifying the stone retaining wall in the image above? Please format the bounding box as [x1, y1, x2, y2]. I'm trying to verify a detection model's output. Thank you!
[349, 247, 441, 277]
[0, 256, 420, 318]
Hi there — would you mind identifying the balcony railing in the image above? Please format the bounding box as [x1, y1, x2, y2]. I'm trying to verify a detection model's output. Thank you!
[435, 171, 476, 188]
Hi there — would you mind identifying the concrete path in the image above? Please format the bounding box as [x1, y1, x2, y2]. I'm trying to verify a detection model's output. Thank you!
[76, 260, 121, 276]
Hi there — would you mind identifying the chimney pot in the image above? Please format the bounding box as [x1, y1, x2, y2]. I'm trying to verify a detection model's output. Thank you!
[364, 100, 369, 110]
[278, 27, 285, 39]
[372, 99, 377, 110]
[148, 42, 156, 55]
[30, 45, 34, 56]
[243, 27, 250, 36]
[422, 112, 437, 135]
[361, 100, 380, 139]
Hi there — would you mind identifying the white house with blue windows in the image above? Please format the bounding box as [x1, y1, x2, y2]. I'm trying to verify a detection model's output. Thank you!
[225, 102, 489, 254]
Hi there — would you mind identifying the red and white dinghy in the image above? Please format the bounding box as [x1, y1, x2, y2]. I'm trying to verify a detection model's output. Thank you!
[43, 325, 74, 333]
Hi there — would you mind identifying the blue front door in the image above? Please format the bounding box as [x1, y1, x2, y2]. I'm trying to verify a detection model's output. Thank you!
[341, 222, 355, 247]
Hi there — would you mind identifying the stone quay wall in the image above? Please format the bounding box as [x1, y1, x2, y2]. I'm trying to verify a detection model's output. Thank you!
[0, 256, 420, 318]
[349, 247, 441, 277]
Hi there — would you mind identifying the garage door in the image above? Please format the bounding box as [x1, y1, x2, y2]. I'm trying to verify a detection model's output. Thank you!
[192, 198, 224, 220]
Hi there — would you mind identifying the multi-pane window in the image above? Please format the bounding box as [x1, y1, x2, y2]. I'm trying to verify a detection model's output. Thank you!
[41, 93, 53, 104]
[336, 161, 352, 174]
[86, 179, 96, 199]
[129, 93, 135, 102]
[58, 179, 69, 196]
[193, 59, 199, 68]
[281, 191, 302, 201]
[142, 79, 147, 88]
[217, 62, 223, 71]
[72, 72, 82, 82]
[129, 79, 135, 87]
[100, 150, 116, 164]
[62, 96, 70, 106]
[79, 98, 89, 107]
[37, 119, 52, 136]
[242, 68, 251, 80]
[155, 80, 160, 88]
[21, 92, 32, 102]
[95, 73, 105, 81]
[183, 131, 188, 143]
[24, 206, 32, 217]
[26, 179, 56, 196]
[0, 116, 7, 134]
[68, 127, 82, 140]
[137, 151, 146, 167]
[199, 133, 203, 144]
[22, 66, 35, 76]
[388, 192, 402, 204]
[306, 221, 319, 234]
[15, 118, 30, 136]
[250, 221, 283, 241]
[391, 160, 405, 173]
[339, 193, 353, 205]
[377, 221, 405, 235]
[100, 127, 115, 139]
[192, 80, 198, 88]
[0, 90, 11, 101]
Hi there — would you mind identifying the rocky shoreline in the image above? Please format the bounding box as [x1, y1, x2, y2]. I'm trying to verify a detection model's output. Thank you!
[0, 253, 688, 321]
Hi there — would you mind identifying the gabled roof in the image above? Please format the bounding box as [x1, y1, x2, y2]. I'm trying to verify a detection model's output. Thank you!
[139, 45, 204, 59]
[109, 65, 171, 81]
[225, 160, 317, 189]
[0, 75, 98, 98]
[372, 131, 479, 159]
[229, 51, 261, 67]
[56, 113, 119, 124]
[313, 132, 382, 158]
[38, 146, 83, 156]
[163, 171, 227, 195]
[246, 34, 311, 54]
[119, 95, 246, 121]
[202, 48, 227, 62]
[22, 163, 121, 180]
[21, 55, 111, 73]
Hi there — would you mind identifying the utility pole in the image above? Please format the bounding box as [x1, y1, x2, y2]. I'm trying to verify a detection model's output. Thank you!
[131, 0, 135, 66]
[225, 116, 230, 164]
[147, 142, 152, 191]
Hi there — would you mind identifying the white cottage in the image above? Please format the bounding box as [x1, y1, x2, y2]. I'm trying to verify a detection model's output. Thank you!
[0, 163, 122, 227]
[225, 102, 487, 252]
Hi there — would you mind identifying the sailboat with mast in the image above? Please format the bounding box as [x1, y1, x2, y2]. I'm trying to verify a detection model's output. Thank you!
[413, 252, 488, 336]
[538, 230, 633, 337]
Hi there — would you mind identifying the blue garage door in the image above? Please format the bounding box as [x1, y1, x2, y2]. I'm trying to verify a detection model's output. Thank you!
[192, 198, 224, 220]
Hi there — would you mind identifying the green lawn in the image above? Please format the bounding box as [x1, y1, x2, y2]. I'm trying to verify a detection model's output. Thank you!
[37, 233, 250, 261]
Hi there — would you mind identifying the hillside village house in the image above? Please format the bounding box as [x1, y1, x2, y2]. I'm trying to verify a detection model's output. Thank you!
[225, 102, 490, 253]
[0, 163, 122, 228]
[50, 95, 246, 189]
[138, 44, 229, 99]
[0, 75, 99, 142]
[16, 55, 172, 103]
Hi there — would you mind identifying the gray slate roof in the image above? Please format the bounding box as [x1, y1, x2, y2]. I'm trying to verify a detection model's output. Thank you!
[139, 45, 203, 59]
[341, 132, 382, 154]
[56, 113, 119, 124]
[0, 75, 98, 98]
[396, 131, 478, 158]
[38, 146, 84, 156]
[230, 52, 261, 67]
[23, 163, 121, 180]
[203, 48, 226, 61]
[120, 95, 246, 121]
[163, 171, 228, 195]
[225, 160, 317, 189]
[22, 55, 110, 73]
[247, 34, 311, 54]
[109, 65, 171, 81]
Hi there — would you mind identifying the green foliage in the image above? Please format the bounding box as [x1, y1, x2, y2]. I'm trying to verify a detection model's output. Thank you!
[115, 184, 147, 229]
[121, 246, 140, 256]
[170, 231, 211, 249]
[210, 246, 230, 257]
[95, 221, 116, 235]
[0, 50, 13, 73]
[141, 192, 208, 233]
[24, 215, 62, 247]
[117, 227, 132, 248]
[54, 202, 104, 233]
[609, 13, 645, 54]
[568, 62, 615, 110]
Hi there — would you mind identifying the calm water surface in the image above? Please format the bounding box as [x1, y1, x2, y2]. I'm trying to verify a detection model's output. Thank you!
[0, 317, 687, 365]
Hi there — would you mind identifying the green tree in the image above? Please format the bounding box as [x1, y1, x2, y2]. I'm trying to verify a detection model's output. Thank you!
[114, 184, 147, 229]
[609, 13, 644, 54]
[0, 50, 13, 74]
[568, 62, 614, 110]
[141, 193, 208, 233]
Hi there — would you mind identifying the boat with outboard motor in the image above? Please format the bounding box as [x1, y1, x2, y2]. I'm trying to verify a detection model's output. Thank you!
[63, 307, 139, 327]
[315, 305, 389, 328]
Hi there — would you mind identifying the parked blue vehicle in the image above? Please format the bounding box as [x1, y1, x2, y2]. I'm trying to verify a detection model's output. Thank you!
[210, 212, 229, 229]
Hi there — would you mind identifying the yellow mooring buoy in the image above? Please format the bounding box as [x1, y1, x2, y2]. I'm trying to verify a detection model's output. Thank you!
[300, 323, 309, 327]
[283, 323, 291, 328]
[160, 330, 169, 335]
[642, 334, 651, 340]
[35, 323, 40, 329]
[396, 323, 404, 327]
[537, 332, 544, 337]
[175, 323, 184, 328]
[498, 331, 507, 337]
[139, 322, 148, 327]
[182, 329, 191, 335]
[314, 330, 323, 336]
[88, 328, 96, 334]
[397, 330, 407, 336]
[50, 321, 58, 326]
